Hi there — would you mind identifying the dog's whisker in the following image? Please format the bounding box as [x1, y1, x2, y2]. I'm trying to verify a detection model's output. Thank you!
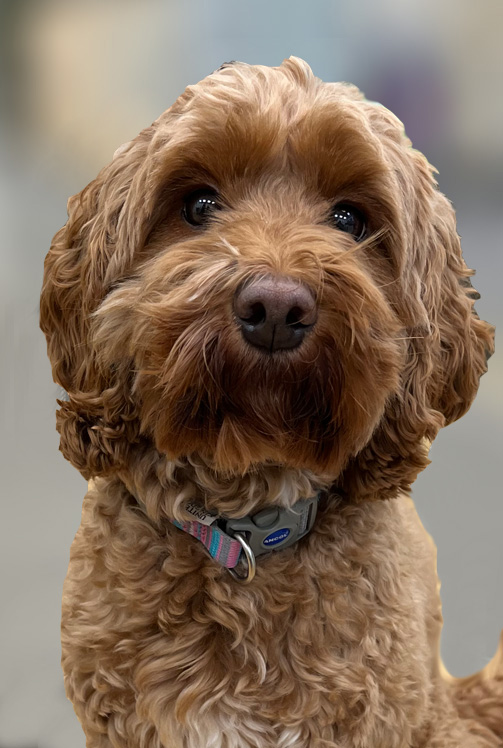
[349, 392, 372, 418]
[376, 278, 399, 289]
[393, 335, 425, 341]
[219, 236, 241, 256]
[200, 329, 225, 396]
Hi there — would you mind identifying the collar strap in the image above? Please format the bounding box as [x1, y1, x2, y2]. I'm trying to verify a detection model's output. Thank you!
[170, 494, 320, 574]
[171, 512, 243, 568]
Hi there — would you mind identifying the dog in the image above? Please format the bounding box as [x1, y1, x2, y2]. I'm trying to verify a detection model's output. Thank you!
[40, 57, 502, 747]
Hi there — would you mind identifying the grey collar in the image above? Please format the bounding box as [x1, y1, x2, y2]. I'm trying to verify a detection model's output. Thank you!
[171, 494, 320, 584]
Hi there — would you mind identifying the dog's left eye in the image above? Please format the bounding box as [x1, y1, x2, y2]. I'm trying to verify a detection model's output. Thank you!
[183, 189, 221, 226]
[330, 203, 366, 241]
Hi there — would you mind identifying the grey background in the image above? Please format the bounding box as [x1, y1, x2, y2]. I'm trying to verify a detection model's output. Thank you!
[1, 1, 502, 745]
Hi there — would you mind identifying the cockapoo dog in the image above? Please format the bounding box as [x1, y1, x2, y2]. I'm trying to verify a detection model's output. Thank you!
[41, 58, 502, 747]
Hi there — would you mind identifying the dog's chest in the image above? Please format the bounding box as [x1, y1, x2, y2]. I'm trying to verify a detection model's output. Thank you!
[133, 503, 433, 747]
[64, 492, 436, 747]
[144, 596, 430, 748]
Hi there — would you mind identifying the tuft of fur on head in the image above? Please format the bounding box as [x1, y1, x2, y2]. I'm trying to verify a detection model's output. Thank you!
[40, 56, 494, 508]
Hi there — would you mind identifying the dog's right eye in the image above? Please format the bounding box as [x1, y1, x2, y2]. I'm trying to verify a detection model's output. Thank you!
[183, 189, 221, 227]
[329, 203, 366, 241]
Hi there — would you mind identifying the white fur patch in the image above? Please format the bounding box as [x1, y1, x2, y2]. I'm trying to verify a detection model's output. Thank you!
[181, 713, 307, 748]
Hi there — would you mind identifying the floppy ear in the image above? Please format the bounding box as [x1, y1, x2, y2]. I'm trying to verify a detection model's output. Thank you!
[40, 130, 155, 478]
[425, 190, 494, 424]
[338, 140, 494, 502]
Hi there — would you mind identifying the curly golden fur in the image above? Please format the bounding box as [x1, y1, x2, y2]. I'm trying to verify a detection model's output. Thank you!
[40, 57, 501, 747]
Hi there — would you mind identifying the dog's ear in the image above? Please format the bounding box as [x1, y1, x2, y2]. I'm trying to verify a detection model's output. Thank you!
[40, 130, 155, 478]
[338, 137, 494, 502]
[420, 188, 494, 424]
[397, 148, 495, 427]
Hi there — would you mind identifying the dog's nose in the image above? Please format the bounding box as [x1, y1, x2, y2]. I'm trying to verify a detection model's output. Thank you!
[233, 275, 317, 352]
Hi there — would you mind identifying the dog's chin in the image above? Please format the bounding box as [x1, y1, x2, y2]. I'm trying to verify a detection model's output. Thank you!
[141, 381, 388, 478]
[133, 317, 402, 478]
[153, 417, 378, 478]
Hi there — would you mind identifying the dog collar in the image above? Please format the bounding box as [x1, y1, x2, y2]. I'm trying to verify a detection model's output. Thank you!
[170, 494, 320, 584]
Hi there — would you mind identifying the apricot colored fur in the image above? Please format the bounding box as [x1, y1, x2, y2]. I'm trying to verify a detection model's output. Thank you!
[41, 58, 501, 747]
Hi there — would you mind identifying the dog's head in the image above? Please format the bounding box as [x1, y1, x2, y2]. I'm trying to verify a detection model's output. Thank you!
[40, 57, 494, 501]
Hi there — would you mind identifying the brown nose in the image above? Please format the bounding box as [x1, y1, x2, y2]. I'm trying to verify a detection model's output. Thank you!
[233, 275, 317, 352]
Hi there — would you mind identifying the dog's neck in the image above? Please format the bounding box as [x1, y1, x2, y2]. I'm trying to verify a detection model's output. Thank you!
[109, 447, 335, 582]
[117, 446, 332, 525]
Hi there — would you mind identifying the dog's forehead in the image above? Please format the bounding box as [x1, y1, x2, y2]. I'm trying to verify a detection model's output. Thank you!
[152, 61, 389, 196]
[170, 58, 360, 128]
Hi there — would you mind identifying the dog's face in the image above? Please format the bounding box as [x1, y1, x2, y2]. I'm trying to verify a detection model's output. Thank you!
[40, 58, 493, 500]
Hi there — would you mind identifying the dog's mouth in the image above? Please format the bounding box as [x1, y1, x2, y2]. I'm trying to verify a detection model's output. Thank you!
[133, 313, 401, 475]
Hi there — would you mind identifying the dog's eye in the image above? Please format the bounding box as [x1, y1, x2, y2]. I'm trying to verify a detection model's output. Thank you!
[330, 203, 366, 241]
[183, 189, 221, 226]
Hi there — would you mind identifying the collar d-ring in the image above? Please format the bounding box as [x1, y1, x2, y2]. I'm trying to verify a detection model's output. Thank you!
[227, 533, 257, 584]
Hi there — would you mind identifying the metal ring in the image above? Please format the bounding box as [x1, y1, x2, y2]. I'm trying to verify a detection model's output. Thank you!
[227, 533, 256, 584]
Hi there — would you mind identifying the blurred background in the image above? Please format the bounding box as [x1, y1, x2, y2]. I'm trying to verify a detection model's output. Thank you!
[0, 0, 501, 745]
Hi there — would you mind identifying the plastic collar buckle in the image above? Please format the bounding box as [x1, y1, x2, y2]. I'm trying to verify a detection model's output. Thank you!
[222, 495, 319, 584]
